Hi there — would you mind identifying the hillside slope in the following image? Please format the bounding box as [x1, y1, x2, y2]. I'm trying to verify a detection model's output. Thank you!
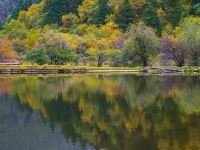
[0, 0, 20, 21]
[0, 0, 38, 22]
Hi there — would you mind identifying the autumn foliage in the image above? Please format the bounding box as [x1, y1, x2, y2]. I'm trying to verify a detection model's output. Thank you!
[0, 39, 16, 62]
[0, 0, 200, 67]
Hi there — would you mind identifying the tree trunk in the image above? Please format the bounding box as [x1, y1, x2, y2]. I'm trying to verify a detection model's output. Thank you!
[175, 58, 185, 67]
[141, 55, 147, 67]
[97, 54, 104, 67]
[98, 59, 103, 67]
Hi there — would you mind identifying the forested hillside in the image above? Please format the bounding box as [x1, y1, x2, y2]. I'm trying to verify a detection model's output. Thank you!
[0, 0, 200, 67]
[0, 0, 20, 21]
[0, 0, 38, 22]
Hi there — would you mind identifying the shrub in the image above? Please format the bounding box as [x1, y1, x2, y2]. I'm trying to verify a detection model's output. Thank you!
[26, 48, 49, 65]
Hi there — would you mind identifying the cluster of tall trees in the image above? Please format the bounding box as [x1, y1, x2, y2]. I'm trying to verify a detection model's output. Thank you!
[0, 0, 200, 67]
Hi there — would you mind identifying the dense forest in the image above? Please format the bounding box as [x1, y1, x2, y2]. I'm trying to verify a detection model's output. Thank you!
[0, 0, 200, 67]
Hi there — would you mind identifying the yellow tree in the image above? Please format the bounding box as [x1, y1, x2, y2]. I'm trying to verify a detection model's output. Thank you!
[87, 22, 123, 66]
[17, 2, 46, 29]
[78, 0, 98, 23]
[0, 39, 16, 62]
[62, 13, 79, 29]
[25, 29, 42, 48]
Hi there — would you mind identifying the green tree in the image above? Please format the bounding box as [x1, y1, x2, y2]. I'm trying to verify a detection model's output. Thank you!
[39, 32, 78, 65]
[95, 0, 109, 25]
[0, 21, 3, 30]
[11, 0, 39, 19]
[45, 0, 68, 25]
[160, 0, 183, 28]
[123, 22, 159, 67]
[4, 19, 27, 40]
[177, 17, 200, 66]
[69, 0, 83, 14]
[121, 40, 138, 66]
[192, 2, 200, 16]
[143, 1, 162, 36]
[47, 48, 78, 65]
[26, 48, 50, 65]
[115, 0, 136, 31]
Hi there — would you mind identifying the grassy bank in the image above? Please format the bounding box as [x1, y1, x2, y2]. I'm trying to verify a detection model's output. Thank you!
[0, 65, 142, 71]
[0, 65, 200, 74]
[0, 65, 142, 74]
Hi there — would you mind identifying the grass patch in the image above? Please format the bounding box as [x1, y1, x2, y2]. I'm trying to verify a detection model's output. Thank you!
[0, 65, 142, 71]
[1, 65, 200, 74]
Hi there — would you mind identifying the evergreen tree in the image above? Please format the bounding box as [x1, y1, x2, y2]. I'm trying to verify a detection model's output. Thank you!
[192, 3, 200, 16]
[160, 0, 183, 27]
[143, 1, 162, 36]
[11, 0, 26, 19]
[95, 0, 109, 25]
[11, 0, 39, 19]
[115, 0, 136, 31]
[0, 21, 3, 30]
[69, 0, 83, 14]
[45, 0, 68, 25]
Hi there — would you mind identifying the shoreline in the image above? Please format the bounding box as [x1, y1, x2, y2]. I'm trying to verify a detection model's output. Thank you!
[0, 65, 199, 74]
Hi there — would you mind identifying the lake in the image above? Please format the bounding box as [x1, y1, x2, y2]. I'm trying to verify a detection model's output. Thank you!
[0, 74, 199, 150]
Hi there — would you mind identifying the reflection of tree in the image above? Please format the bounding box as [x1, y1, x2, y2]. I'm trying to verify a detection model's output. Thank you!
[8, 75, 200, 150]
[145, 95, 189, 150]
[0, 77, 14, 95]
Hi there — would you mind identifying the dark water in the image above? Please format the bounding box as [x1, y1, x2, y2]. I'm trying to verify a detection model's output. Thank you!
[0, 74, 199, 150]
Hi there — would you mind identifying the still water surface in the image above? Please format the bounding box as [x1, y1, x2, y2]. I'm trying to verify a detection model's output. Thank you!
[0, 74, 199, 150]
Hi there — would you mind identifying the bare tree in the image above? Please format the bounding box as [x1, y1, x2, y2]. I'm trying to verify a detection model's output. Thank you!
[160, 36, 187, 67]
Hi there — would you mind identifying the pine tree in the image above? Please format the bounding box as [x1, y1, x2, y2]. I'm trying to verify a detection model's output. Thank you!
[11, 0, 39, 19]
[45, 0, 68, 25]
[11, 0, 25, 19]
[69, 0, 83, 14]
[0, 21, 3, 30]
[115, 0, 136, 31]
[192, 2, 200, 16]
[160, 0, 183, 28]
[95, 0, 109, 25]
[143, 1, 162, 36]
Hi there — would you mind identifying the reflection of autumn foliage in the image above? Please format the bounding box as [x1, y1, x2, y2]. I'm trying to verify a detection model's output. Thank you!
[0, 39, 16, 62]
[8, 75, 200, 150]
[0, 77, 14, 95]
[159, 76, 200, 114]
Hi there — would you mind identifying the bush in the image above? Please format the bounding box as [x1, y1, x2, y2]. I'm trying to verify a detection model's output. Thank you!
[38, 31, 79, 65]
[26, 48, 49, 65]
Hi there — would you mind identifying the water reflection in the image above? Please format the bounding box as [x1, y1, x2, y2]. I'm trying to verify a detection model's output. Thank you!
[0, 74, 200, 150]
